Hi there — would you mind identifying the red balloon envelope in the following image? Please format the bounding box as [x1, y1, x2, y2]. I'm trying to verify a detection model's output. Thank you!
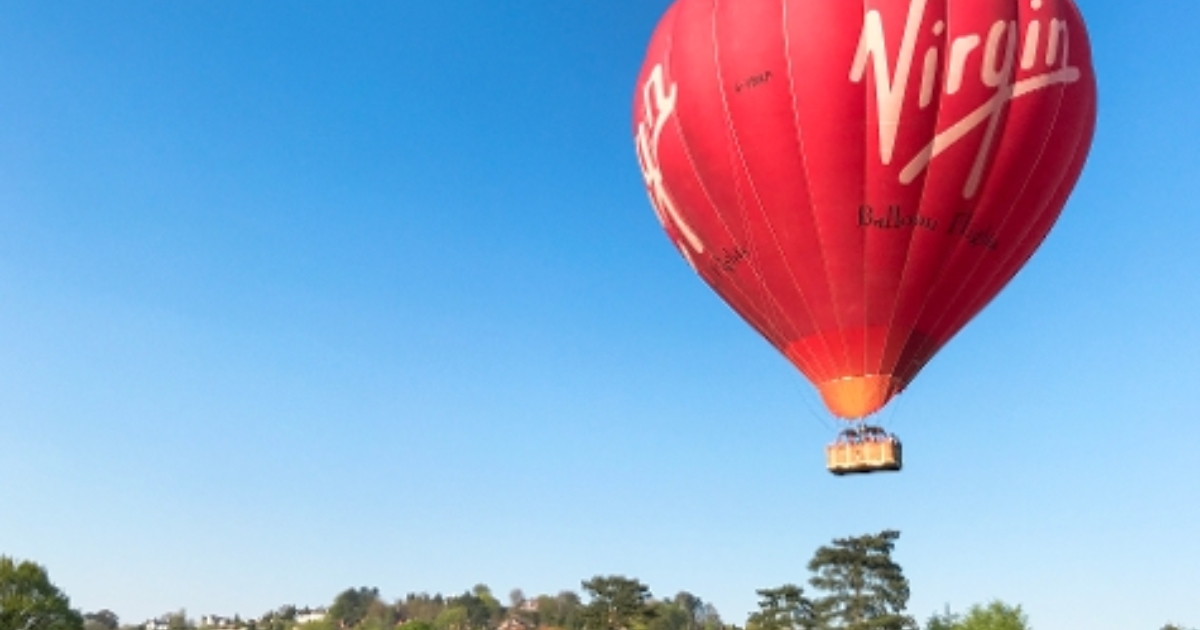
[634, 0, 1097, 419]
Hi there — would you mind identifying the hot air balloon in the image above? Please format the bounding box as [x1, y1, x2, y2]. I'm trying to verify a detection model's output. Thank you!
[633, 0, 1097, 474]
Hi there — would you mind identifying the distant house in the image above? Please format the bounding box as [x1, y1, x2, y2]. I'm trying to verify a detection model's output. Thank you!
[294, 608, 327, 625]
[200, 616, 237, 629]
[144, 618, 172, 630]
[146, 605, 326, 630]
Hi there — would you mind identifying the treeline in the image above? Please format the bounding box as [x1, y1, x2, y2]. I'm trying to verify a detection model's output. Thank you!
[290, 578, 724, 630]
[157, 531, 1008, 630]
[3, 532, 1195, 630]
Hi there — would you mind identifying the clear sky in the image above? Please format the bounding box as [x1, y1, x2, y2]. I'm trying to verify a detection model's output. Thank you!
[1, 1, 1197, 629]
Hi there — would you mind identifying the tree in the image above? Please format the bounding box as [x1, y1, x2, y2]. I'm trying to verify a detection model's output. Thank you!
[401, 594, 448, 624]
[83, 612, 119, 630]
[358, 599, 397, 630]
[259, 606, 299, 630]
[950, 602, 1027, 630]
[467, 585, 504, 630]
[697, 604, 723, 630]
[0, 557, 84, 630]
[632, 592, 722, 630]
[670, 592, 722, 630]
[645, 602, 687, 630]
[580, 576, 654, 630]
[537, 592, 582, 630]
[806, 531, 915, 630]
[329, 588, 381, 629]
[442, 587, 499, 630]
[746, 586, 814, 630]
[922, 609, 957, 630]
[508, 590, 537, 629]
[399, 622, 435, 630]
[434, 607, 469, 630]
[165, 611, 193, 630]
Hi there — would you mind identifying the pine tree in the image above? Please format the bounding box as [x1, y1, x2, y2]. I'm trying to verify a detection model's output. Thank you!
[746, 585, 816, 630]
[579, 576, 654, 630]
[806, 530, 915, 630]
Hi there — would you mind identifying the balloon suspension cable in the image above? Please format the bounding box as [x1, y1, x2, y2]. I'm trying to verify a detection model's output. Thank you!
[793, 380, 840, 433]
[864, 391, 907, 433]
[886, 389, 909, 428]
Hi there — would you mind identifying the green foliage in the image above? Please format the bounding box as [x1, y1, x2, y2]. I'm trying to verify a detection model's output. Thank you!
[536, 592, 583, 630]
[471, 586, 501, 618]
[921, 603, 1029, 630]
[922, 610, 957, 630]
[645, 602, 687, 630]
[579, 576, 654, 630]
[258, 606, 300, 630]
[83, 612, 119, 630]
[668, 592, 722, 630]
[0, 557, 84, 630]
[13, 546, 1048, 630]
[508, 590, 537, 630]
[643, 592, 724, 630]
[746, 586, 813, 630]
[399, 621, 436, 630]
[435, 606, 469, 630]
[329, 588, 382, 629]
[950, 602, 1027, 630]
[83, 611, 120, 630]
[696, 604, 723, 630]
[444, 587, 501, 630]
[400, 594, 448, 624]
[806, 530, 915, 630]
[358, 599, 397, 630]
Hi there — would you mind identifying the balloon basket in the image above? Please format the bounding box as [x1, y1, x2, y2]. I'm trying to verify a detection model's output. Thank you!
[826, 428, 902, 475]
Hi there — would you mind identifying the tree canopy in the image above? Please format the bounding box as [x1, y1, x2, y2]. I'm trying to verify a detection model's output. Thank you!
[579, 576, 653, 630]
[82, 611, 119, 630]
[0, 557, 84, 630]
[750, 531, 915, 630]
[925, 602, 1027, 630]
[807, 530, 915, 630]
[746, 585, 813, 630]
[329, 588, 382, 630]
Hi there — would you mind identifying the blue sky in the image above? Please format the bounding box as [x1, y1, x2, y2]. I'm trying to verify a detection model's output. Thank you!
[1, 1, 1198, 629]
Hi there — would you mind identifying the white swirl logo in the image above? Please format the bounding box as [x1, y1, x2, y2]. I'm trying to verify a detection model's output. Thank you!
[635, 64, 704, 259]
[851, 0, 1083, 198]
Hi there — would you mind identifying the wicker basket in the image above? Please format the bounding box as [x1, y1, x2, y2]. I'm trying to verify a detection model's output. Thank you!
[826, 437, 902, 475]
